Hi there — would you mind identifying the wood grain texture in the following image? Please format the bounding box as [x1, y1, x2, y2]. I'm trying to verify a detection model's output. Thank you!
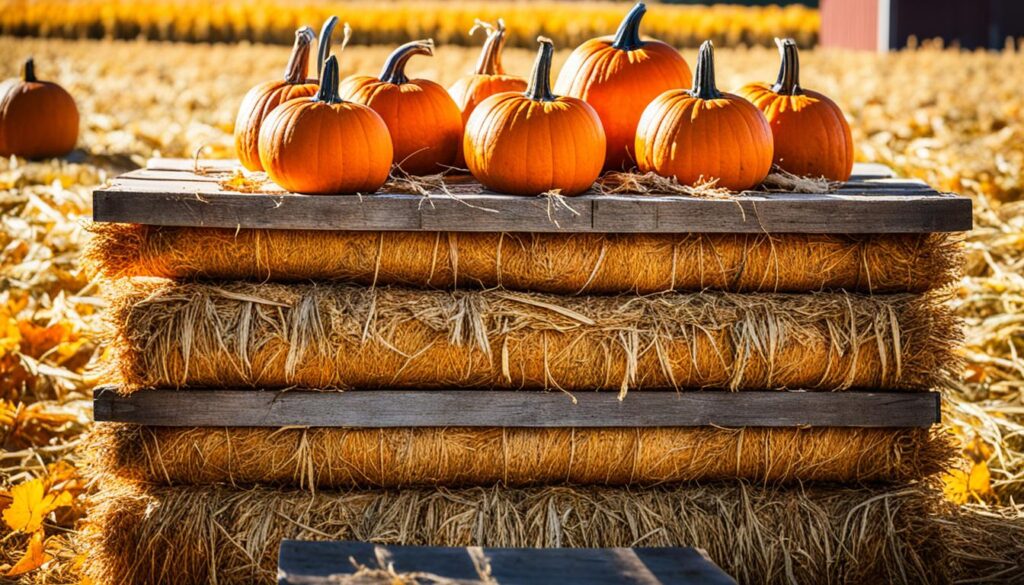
[91, 160, 972, 234]
[276, 540, 737, 585]
[92, 387, 941, 428]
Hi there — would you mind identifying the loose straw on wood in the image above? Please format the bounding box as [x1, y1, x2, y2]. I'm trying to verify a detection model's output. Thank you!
[87, 424, 952, 489]
[86, 223, 961, 294]
[105, 280, 959, 394]
[81, 480, 948, 585]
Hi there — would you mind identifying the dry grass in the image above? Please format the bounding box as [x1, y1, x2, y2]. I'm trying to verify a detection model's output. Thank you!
[86, 224, 961, 295]
[2, 36, 1024, 583]
[86, 424, 953, 489]
[82, 480, 951, 585]
[105, 280, 958, 394]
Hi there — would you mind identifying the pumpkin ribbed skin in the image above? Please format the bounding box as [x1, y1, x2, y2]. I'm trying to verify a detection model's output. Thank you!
[234, 26, 320, 172]
[554, 2, 691, 171]
[0, 59, 78, 159]
[341, 40, 463, 176]
[737, 40, 853, 181]
[464, 38, 605, 196]
[258, 56, 393, 195]
[635, 41, 773, 192]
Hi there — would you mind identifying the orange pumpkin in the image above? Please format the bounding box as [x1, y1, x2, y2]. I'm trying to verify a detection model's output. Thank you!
[736, 38, 854, 181]
[635, 41, 773, 192]
[233, 21, 330, 171]
[464, 37, 605, 196]
[258, 55, 393, 195]
[553, 1, 691, 171]
[340, 39, 463, 176]
[0, 58, 78, 159]
[448, 19, 527, 168]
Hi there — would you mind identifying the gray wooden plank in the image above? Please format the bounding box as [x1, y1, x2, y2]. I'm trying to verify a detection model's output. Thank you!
[93, 387, 941, 428]
[276, 541, 735, 585]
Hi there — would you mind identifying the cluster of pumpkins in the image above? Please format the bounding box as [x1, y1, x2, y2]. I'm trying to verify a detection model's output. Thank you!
[0, 58, 79, 159]
[238, 2, 853, 197]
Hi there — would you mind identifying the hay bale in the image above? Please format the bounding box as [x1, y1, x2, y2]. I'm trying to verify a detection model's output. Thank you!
[106, 279, 958, 393]
[86, 223, 960, 294]
[82, 480, 948, 585]
[87, 424, 952, 488]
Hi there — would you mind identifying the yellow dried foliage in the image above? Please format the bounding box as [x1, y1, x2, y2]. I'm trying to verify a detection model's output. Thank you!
[0, 0, 818, 48]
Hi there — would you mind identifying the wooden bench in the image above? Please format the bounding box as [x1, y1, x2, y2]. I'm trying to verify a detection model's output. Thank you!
[277, 541, 737, 585]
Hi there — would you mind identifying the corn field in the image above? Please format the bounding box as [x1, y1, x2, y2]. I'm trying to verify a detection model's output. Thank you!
[0, 0, 818, 48]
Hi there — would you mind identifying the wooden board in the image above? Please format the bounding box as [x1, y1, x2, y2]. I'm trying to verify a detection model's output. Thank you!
[277, 540, 736, 585]
[92, 387, 941, 428]
[91, 159, 973, 234]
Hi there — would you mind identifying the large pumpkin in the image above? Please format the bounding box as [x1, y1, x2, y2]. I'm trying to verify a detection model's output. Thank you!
[340, 40, 463, 176]
[635, 41, 773, 192]
[258, 55, 393, 195]
[448, 19, 527, 168]
[464, 37, 605, 196]
[233, 21, 330, 171]
[0, 58, 78, 159]
[736, 38, 854, 181]
[553, 1, 691, 171]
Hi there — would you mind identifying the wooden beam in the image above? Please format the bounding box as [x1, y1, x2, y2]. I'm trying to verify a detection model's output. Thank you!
[276, 540, 737, 585]
[91, 159, 972, 234]
[93, 388, 941, 428]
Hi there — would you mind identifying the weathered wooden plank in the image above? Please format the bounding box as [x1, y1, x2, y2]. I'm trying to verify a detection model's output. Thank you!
[93, 388, 941, 428]
[276, 540, 736, 585]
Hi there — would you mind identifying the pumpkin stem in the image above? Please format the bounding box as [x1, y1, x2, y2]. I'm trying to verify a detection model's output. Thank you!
[314, 55, 344, 104]
[24, 58, 36, 82]
[379, 40, 434, 85]
[283, 27, 316, 84]
[471, 19, 507, 76]
[317, 16, 340, 81]
[611, 2, 646, 51]
[771, 38, 803, 95]
[525, 36, 557, 102]
[689, 40, 723, 100]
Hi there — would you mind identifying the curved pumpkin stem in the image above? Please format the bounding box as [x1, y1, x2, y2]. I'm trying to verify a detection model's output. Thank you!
[317, 16, 340, 81]
[24, 58, 36, 82]
[283, 27, 316, 84]
[611, 2, 646, 51]
[771, 38, 803, 96]
[470, 19, 508, 76]
[379, 40, 434, 85]
[525, 36, 556, 102]
[689, 40, 723, 100]
[314, 55, 344, 105]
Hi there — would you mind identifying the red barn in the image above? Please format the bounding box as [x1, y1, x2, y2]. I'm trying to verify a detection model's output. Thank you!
[821, 0, 1024, 51]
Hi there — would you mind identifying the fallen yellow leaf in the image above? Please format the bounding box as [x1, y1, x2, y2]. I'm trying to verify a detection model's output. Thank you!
[5, 530, 50, 577]
[2, 478, 73, 533]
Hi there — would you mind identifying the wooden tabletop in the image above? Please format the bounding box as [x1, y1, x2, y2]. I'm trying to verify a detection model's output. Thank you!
[91, 159, 972, 234]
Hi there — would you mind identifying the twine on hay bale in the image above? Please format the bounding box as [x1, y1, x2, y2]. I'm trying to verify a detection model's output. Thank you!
[85, 223, 961, 294]
[104, 280, 959, 394]
[87, 424, 953, 489]
[81, 480, 948, 585]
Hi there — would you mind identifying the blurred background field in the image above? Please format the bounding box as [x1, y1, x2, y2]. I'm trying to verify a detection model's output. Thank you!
[1, 1, 1024, 581]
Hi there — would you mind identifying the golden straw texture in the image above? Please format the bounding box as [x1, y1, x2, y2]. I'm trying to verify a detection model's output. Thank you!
[106, 279, 959, 393]
[82, 480, 947, 585]
[87, 424, 953, 488]
[86, 224, 961, 294]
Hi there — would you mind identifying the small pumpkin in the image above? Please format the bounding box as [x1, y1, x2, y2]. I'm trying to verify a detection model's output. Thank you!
[448, 19, 527, 168]
[464, 37, 605, 196]
[258, 54, 393, 195]
[0, 58, 79, 159]
[340, 39, 463, 176]
[234, 18, 339, 172]
[553, 1, 691, 171]
[736, 38, 853, 181]
[635, 41, 773, 192]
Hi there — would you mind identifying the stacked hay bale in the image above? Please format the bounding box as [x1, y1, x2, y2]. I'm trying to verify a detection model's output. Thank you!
[82, 199, 963, 584]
